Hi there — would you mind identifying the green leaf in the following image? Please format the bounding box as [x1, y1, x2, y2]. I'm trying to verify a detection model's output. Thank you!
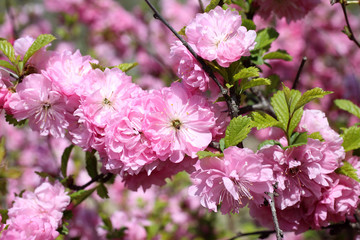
[335, 161, 360, 182]
[197, 151, 224, 159]
[271, 90, 289, 131]
[2, 168, 22, 179]
[0, 137, 5, 166]
[308, 132, 324, 141]
[0, 40, 15, 62]
[233, 66, 259, 81]
[100, 213, 113, 231]
[242, 19, 256, 30]
[90, 62, 106, 71]
[178, 26, 186, 36]
[250, 111, 279, 130]
[0, 60, 17, 73]
[57, 224, 69, 235]
[224, 116, 252, 148]
[334, 99, 360, 119]
[294, 88, 332, 111]
[0, 209, 8, 224]
[253, 28, 279, 50]
[258, 140, 282, 150]
[265, 74, 280, 96]
[70, 188, 97, 206]
[240, 77, 271, 91]
[287, 132, 308, 148]
[205, 0, 220, 12]
[288, 107, 303, 138]
[97, 183, 109, 199]
[85, 151, 98, 179]
[23, 34, 56, 64]
[219, 138, 225, 152]
[263, 50, 292, 61]
[63, 210, 73, 220]
[61, 145, 74, 178]
[5, 113, 27, 127]
[111, 62, 138, 72]
[342, 126, 360, 152]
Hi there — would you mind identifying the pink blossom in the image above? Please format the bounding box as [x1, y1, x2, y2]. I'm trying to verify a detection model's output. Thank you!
[185, 6, 256, 67]
[104, 96, 157, 175]
[70, 68, 142, 151]
[7, 73, 70, 138]
[170, 41, 210, 92]
[259, 140, 341, 210]
[43, 50, 97, 97]
[189, 147, 273, 214]
[122, 157, 197, 191]
[255, 0, 320, 22]
[144, 82, 215, 163]
[1, 180, 70, 240]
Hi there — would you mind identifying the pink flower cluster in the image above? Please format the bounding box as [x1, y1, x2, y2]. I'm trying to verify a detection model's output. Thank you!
[1, 34, 228, 191]
[0, 180, 70, 240]
[171, 6, 256, 92]
[190, 109, 360, 232]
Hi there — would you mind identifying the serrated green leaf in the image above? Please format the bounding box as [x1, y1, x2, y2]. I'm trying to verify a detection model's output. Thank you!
[23, 34, 56, 64]
[197, 151, 224, 159]
[5, 113, 27, 127]
[219, 138, 225, 152]
[0, 209, 8, 224]
[263, 50, 292, 61]
[58, 224, 69, 235]
[342, 126, 360, 152]
[286, 132, 308, 148]
[308, 132, 324, 141]
[242, 19, 256, 30]
[111, 62, 138, 72]
[240, 77, 271, 91]
[205, 0, 220, 12]
[265, 74, 280, 96]
[271, 90, 289, 131]
[233, 66, 259, 81]
[85, 151, 98, 179]
[61, 145, 74, 178]
[0, 60, 17, 73]
[288, 89, 302, 115]
[250, 111, 279, 130]
[90, 62, 106, 71]
[288, 107, 303, 138]
[258, 140, 282, 150]
[97, 183, 109, 199]
[224, 116, 252, 148]
[232, 0, 250, 11]
[100, 213, 113, 231]
[254, 28, 279, 50]
[335, 161, 360, 182]
[70, 188, 96, 206]
[294, 88, 332, 110]
[0, 40, 15, 62]
[335, 99, 360, 119]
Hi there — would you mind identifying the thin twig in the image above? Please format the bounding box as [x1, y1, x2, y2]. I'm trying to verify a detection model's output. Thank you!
[228, 230, 275, 240]
[144, 0, 240, 118]
[68, 173, 113, 191]
[0, 66, 19, 79]
[292, 57, 307, 90]
[266, 190, 283, 240]
[341, 2, 360, 48]
[5, 0, 18, 40]
[198, 0, 204, 12]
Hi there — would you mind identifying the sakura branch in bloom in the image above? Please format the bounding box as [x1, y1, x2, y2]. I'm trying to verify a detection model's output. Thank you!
[0, 0, 360, 239]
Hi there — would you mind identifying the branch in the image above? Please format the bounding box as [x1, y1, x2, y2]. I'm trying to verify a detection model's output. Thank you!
[228, 230, 275, 240]
[266, 185, 283, 240]
[292, 56, 307, 90]
[144, 0, 240, 118]
[341, 2, 360, 48]
[68, 173, 114, 191]
[198, 0, 204, 12]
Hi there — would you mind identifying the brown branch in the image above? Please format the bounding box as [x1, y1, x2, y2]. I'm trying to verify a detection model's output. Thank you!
[341, 2, 360, 48]
[228, 230, 275, 240]
[292, 56, 307, 90]
[67, 173, 114, 191]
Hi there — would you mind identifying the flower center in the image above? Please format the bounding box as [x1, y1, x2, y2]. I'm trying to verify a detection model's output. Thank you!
[171, 119, 182, 130]
[42, 102, 52, 110]
[103, 98, 112, 106]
